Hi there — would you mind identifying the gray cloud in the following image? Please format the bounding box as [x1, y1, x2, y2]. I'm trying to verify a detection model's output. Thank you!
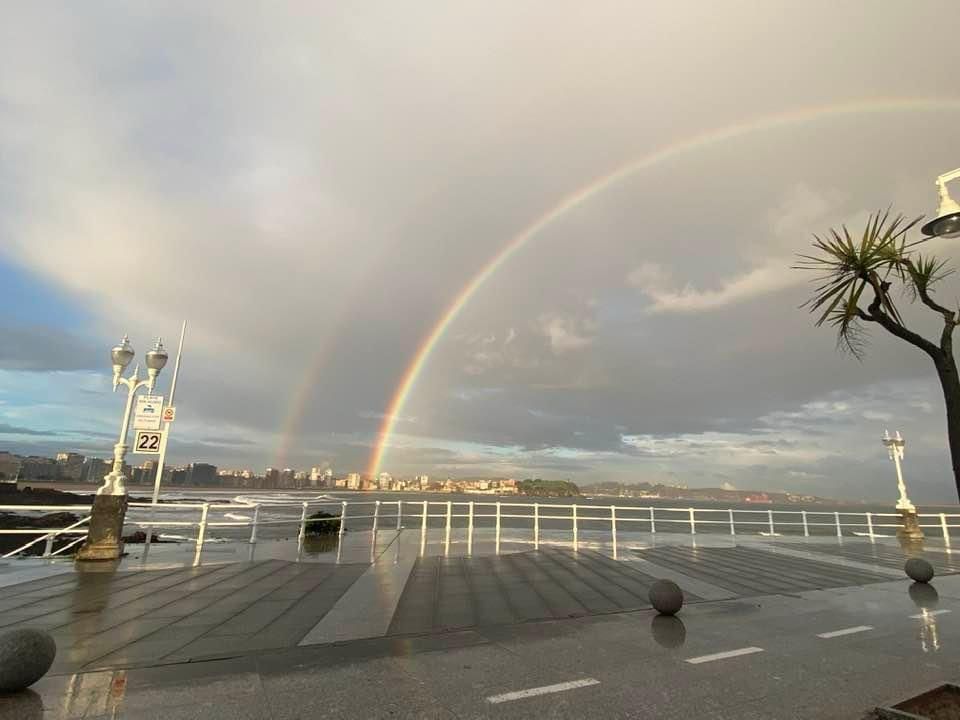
[2, 3, 960, 500]
[0, 422, 56, 436]
[0, 325, 102, 372]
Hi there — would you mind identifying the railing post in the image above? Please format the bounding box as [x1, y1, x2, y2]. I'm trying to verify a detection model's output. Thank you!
[444, 501, 452, 555]
[495, 501, 502, 555]
[420, 500, 428, 556]
[834, 511, 842, 538]
[801, 510, 809, 537]
[767, 510, 775, 536]
[372, 499, 381, 540]
[688, 507, 696, 535]
[194, 503, 210, 566]
[396, 500, 402, 531]
[728, 509, 736, 536]
[610, 506, 618, 560]
[297, 501, 309, 549]
[572, 504, 579, 551]
[534, 503, 540, 550]
[941, 513, 951, 546]
[336, 501, 347, 564]
[649, 507, 656, 534]
[866, 512, 875, 542]
[249, 505, 260, 544]
[467, 501, 474, 555]
[42, 534, 54, 558]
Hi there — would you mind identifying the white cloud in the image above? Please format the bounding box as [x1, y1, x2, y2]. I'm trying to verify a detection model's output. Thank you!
[537, 313, 595, 354]
[629, 260, 799, 313]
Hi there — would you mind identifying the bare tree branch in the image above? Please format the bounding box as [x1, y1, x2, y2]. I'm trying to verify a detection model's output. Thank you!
[859, 273, 942, 360]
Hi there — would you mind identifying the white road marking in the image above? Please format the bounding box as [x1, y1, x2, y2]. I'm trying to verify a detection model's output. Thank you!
[486, 678, 600, 704]
[816, 625, 873, 639]
[910, 609, 952, 619]
[685, 647, 764, 664]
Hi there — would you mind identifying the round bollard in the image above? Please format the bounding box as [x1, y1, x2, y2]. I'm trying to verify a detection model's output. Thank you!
[649, 579, 684, 616]
[905, 557, 935, 584]
[0, 629, 56, 692]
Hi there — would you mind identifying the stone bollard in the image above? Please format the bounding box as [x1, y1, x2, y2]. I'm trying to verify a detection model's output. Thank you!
[905, 557, 935, 584]
[649, 579, 684, 616]
[0, 629, 56, 692]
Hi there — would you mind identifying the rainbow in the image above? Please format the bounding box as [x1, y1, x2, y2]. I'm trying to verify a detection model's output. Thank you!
[277, 98, 960, 475]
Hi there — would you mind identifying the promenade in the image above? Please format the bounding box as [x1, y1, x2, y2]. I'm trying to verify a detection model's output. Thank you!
[2, 531, 959, 718]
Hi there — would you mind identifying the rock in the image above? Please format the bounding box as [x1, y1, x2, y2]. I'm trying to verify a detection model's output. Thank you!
[120, 531, 174, 544]
[0, 629, 56, 692]
[649, 579, 684, 616]
[905, 557, 935, 583]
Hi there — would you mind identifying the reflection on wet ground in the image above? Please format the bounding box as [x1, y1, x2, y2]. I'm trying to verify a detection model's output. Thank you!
[650, 615, 686, 648]
[3, 534, 960, 718]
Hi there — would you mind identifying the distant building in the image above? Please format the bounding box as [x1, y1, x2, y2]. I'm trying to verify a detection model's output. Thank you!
[346, 472, 361, 490]
[264, 467, 280, 489]
[55, 452, 85, 482]
[416, 475, 429, 490]
[163, 466, 189, 486]
[187, 463, 218, 487]
[20, 456, 58, 481]
[0, 452, 22, 482]
[378, 472, 393, 490]
[81, 458, 110, 485]
[310, 466, 333, 488]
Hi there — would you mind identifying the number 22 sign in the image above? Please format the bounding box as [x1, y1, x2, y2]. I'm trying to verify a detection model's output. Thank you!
[134, 429, 164, 454]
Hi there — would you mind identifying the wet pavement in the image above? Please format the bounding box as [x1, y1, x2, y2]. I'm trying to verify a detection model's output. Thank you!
[1, 532, 959, 718]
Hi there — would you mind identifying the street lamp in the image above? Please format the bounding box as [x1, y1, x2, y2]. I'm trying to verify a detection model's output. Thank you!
[882, 430, 924, 541]
[921, 168, 960, 238]
[99, 336, 168, 496]
[78, 334, 169, 561]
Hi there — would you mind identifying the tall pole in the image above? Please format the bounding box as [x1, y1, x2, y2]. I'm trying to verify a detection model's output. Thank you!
[883, 429, 923, 542]
[883, 429, 914, 512]
[144, 321, 186, 552]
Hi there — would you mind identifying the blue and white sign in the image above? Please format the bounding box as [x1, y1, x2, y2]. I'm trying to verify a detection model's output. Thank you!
[133, 394, 164, 430]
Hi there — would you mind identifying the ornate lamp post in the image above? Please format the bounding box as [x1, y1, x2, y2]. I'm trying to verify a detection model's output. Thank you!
[882, 430, 924, 542]
[77, 336, 168, 561]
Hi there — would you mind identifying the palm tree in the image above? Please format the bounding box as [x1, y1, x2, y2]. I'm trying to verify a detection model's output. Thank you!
[795, 210, 960, 500]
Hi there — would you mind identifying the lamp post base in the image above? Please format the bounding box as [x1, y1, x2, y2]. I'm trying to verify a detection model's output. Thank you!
[76, 494, 128, 562]
[896, 509, 925, 546]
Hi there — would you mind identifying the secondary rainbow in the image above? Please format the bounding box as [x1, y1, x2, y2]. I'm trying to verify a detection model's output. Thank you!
[280, 98, 960, 475]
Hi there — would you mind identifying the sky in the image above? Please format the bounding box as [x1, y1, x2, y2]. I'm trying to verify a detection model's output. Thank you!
[2, 2, 960, 502]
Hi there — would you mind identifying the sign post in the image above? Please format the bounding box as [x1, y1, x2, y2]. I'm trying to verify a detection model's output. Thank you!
[144, 321, 186, 556]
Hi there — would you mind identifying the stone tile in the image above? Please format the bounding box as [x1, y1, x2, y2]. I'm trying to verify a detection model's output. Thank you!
[261, 655, 455, 720]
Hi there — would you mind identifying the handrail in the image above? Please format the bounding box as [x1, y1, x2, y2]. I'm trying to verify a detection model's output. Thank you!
[5, 497, 960, 562]
[1, 515, 92, 559]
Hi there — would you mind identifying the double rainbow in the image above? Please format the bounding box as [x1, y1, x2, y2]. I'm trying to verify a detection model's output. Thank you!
[276, 98, 960, 476]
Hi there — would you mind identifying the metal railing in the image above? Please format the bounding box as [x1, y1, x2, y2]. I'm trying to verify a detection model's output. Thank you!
[0, 505, 93, 559]
[3, 499, 960, 563]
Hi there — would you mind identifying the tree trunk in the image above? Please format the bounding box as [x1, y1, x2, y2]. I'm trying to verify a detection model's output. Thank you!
[934, 355, 960, 501]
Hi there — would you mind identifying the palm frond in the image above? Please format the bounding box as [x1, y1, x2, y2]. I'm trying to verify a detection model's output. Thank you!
[793, 210, 926, 354]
